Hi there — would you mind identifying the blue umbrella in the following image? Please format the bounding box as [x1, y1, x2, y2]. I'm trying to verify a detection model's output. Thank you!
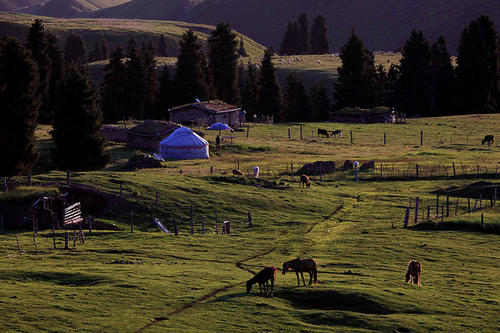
[208, 122, 232, 131]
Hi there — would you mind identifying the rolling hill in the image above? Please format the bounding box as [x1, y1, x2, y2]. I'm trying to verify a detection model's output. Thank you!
[79, 0, 500, 53]
[0, 0, 48, 12]
[37, 0, 130, 17]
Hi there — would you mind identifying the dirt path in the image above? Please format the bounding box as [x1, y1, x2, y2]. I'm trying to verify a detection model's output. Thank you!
[137, 247, 276, 332]
[305, 205, 343, 234]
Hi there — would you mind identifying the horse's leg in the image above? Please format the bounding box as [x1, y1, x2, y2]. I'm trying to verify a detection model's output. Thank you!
[309, 271, 313, 285]
[259, 282, 262, 295]
[300, 271, 306, 286]
[265, 281, 269, 296]
[295, 271, 300, 286]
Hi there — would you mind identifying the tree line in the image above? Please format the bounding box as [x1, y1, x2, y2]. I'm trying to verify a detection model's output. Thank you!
[280, 13, 330, 55]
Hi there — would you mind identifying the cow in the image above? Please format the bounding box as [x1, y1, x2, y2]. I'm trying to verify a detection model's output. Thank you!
[317, 129, 329, 138]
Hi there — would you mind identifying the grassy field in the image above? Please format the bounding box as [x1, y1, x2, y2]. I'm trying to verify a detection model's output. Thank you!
[0, 115, 499, 332]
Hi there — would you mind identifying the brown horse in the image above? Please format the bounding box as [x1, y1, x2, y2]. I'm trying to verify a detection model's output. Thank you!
[299, 175, 310, 188]
[246, 266, 276, 296]
[318, 128, 329, 138]
[405, 260, 422, 285]
[482, 135, 494, 146]
[282, 258, 318, 286]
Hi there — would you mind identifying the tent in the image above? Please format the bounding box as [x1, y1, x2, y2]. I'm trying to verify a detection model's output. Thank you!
[159, 127, 209, 160]
[208, 122, 232, 131]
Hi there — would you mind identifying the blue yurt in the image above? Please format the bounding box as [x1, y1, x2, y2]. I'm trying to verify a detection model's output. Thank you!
[159, 127, 209, 159]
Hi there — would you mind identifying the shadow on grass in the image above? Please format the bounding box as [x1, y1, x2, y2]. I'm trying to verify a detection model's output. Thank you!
[0, 270, 112, 286]
[410, 221, 500, 234]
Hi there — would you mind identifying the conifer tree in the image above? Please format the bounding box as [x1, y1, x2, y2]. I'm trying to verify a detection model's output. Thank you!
[125, 39, 147, 119]
[374, 65, 388, 106]
[101, 47, 127, 123]
[240, 61, 258, 116]
[238, 36, 248, 57]
[51, 66, 109, 171]
[26, 19, 51, 123]
[309, 83, 330, 121]
[257, 48, 282, 120]
[280, 21, 299, 55]
[297, 13, 310, 55]
[46, 33, 63, 123]
[173, 30, 208, 105]
[208, 22, 239, 104]
[385, 64, 400, 107]
[0, 37, 40, 176]
[89, 42, 102, 62]
[456, 15, 499, 114]
[310, 14, 330, 54]
[429, 36, 455, 116]
[64, 33, 87, 65]
[283, 71, 309, 121]
[334, 31, 377, 109]
[157, 34, 168, 57]
[142, 39, 159, 118]
[156, 67, 173, 120]
[396, 30, 432, 116]
[101, 37, 109, 59]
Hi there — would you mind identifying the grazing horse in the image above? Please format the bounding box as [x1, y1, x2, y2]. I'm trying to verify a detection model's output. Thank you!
[405, 260, 422, 285]
[282, 258, 318, 286]
[318, 128, 329, 138]
[331, 129, 342, 137]
[482, 135, 494, 146]
[299, 175, 310, 188]
[246, 266, 276, 296]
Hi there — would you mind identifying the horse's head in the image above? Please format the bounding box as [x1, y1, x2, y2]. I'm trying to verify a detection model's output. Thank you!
[405, 271, 411, 283]
[282, 262, 289, 275]
[246, 280, 252, 293]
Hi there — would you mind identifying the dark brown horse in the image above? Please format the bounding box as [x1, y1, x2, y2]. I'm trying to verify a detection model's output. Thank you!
[482, 135, 494, 146]
[318, 128, 329, 138]
[282, 258, 318, 286]
[299, 175, 310, 188]
[246, 266, 276, 296]
[405, 260, 422, 285]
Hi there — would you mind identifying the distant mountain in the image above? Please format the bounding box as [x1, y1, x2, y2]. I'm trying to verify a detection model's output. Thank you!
[37, 0, 130, 17]
[79, 0, 500, 53]
[0, 0, 47, 12]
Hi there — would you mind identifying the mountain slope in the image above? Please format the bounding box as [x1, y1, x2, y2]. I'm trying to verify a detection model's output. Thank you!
[81, 0, 500, 53]
[37, 0, 130, 17]
[0, 0, 47, 12]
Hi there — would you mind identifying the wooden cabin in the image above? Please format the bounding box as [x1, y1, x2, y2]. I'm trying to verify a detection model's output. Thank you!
[168, 100, 241, 128]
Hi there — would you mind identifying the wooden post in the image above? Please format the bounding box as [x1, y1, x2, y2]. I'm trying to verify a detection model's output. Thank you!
[420, 130, 423, 146]
[119, 183, 123, 199]
[201, 218, 206, 234]
[73, 229, 76, 248]
[300, 125, 303, 140]
[246, 125, 249, 138]
[436, 194, 439, 217]
[452, 162, 456, 177]
[248, 212, 253, 227]
[414, 197, 419, 224]
[403, 207, 410, 228]
[15, 234, 22, 256]
[64, 232, 69, 250]
[130, 210, 134, 233]
[210, 166, 213, 174]
[441, 204, 444, 225]
[427, 205, 430, 219]
[79, 222, 84, 244]
[446, 196, 450, 217]
[237, 161, 240, 170]
[66, 170, 70, 185]
[355, 164, 358, 182]
[28, 169, 32, 187]
[350, 130, 353, 144]
[288, 128, 291, 140]
[473, 199, 477, 212]
[190, 204, 194, 234]
[468, 198, 471, 213]
[214, 207, 219, 235]
[291, 162, 294, 181]
[384, 132, 386, 145]
[481, 213, 484, 229]
[416, 164, 419, 179]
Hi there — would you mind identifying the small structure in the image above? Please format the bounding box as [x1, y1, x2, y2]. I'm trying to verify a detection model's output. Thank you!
[168, 100, 241, 128]
[159, 127, 209, 160]
[208, 122, 232, 131]
[126, 120, 180, 151]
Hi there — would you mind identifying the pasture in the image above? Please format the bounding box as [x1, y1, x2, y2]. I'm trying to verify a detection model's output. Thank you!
[0, 114, 499, 332]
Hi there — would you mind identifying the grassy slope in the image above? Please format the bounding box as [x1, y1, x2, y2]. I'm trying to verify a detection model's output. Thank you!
[0, 115, 499, 332]
[0, 12, 266, 58]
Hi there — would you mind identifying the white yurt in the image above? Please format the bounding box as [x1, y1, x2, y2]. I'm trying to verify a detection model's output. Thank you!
[159, 127, 209, 160]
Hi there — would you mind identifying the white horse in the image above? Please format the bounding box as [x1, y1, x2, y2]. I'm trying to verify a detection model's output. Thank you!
[253, 166, 260, 178]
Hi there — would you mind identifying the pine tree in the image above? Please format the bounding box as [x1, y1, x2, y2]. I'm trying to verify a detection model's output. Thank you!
[283, 71, 309, 121]
[374, 65, 388, 106]
[89, 42, 102, 62]
[385, 64, 400, 107]
[208, 22, 239, 104]
[240, 61, 258, 116]
[456, 15, 499, 114]
[157, 34, 168, 57]
[101, 37, 109, 60]
[26, 19, 51, 124]
[173, 30, 208, 105]
[238, 37, 248, 57]
[64, 33, 87, 65]
[46, 33, 64, 123]
[142, 39, 159, 118]
[101, 47, 127, 123]
[334, 30, 377, 109]
[156, 67, 173, 120]
[257, 48, 282, 120]
[309, 83, 330, 121]
[51, 66, 109, 171]
[280, 21, 299, 55]
[297, 13, 310, 55]
[429, 36, 455, 116]
[310, 14, 330, 54]
[396, 29, 432, 116]
[0, 37, 40, 176]
[125, 39, 147, 119]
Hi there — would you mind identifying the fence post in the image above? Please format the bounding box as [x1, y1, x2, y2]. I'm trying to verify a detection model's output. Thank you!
[350, 130, 353, 144]
[214, 207, 219, 235]
[248, 212, 253, 227]
[380, 164, 383, 178]
[479, 194, 482, 210]
[64, 232, 69, 250]
[441, 204, 444, 225]
[130, 210, 134, 233]
[481, 213, 484, 229]
[288, 128, 291, 140]
[291, 162, 294, 181]
[190, 204, 194, 235]
[237, 161, 240, 170]
[420, 130, 423, 146]
[173, 219, 178, 236]
[436, 194, 439, 217]
[414, 197, 419, 224]
[468, 198, 471, 213]
[300, 125, 303, 140]
[246, 125, 249, 138]
[384, 132, 386, 145]
[15, 234, 22, 256]
[427, 205, 430, 219]
[452, 162, 456, 177]
[446, 196, 450, 217]
[210, 166, 213, 174]
[416, 164, 419, 179]
[403, 207, 410, 228]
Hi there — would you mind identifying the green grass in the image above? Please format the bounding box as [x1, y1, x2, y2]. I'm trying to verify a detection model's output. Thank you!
[0, 114, 499, 332]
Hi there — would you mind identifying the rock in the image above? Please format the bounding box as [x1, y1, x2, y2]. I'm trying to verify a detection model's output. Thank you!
[343, 160, 354, 170]
[127, 154, 162, 170]
[360, 160, 375, 170]
[299, 161, 336, 175]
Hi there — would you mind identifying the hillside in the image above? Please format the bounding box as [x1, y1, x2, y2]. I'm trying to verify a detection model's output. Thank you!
[0, 0, 47, 12]
[37, 0, 130, 17]
[80, 0, 500, 53]
[0, 12, 266, 58]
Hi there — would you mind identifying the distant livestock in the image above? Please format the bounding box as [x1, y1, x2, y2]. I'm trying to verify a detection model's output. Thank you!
[246, 266, 276, 296]
[359, 161, 375, 171]
[317, 128, 329, 138]
[282, 258, 318, 286]
[299, 175, 310, 188]
[482, 135, 494, 146]
[331, 129, 342, 137]
[405, 260, 422, 285]
[253, 166, 260, 178]
[233, 169, 244, 176]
